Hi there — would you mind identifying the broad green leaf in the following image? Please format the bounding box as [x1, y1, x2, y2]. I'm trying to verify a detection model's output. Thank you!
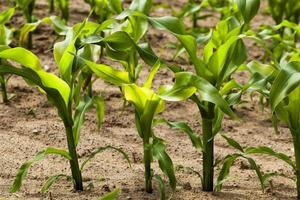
[19, 21, 42, 47]
[11, 147, 70, 192]
[0, 65, 70, 120]
[159, 72, 236, 118]
[270, 62, 300, 110]
[0, 48, 70, 106]
[108, 0, 123, 14]
[73, 96, 93, 146]
[215, 154, 238, 191]
[236, 0, 260, 23]
[122, 84, 164, 115]
[129, 0, 152, 14]
[0, 47, 42, 70]
[84, 59, 130, 86]
[144, 60, 160, 89]
[0, 8, 15, 25]
[153, 138, 176, 191]
[158, 72, 197, 101]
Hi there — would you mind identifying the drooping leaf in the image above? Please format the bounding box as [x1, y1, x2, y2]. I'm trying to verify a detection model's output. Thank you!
[11, 147, 70, 192]
[81, 145, 131, 171]
[73, 96, 93, 146]
[41, 174, 72, 192]
[153, 138, 176, 191]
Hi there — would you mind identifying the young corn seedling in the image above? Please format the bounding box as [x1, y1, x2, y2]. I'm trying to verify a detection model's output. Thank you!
[81, 52, 175, 198]
[51, 0, 70, 21]
[0, 47, 84, 191]
[269, 60, 300, 199]
[0, 8, 15, 103]
[16, 0, 36, 48]
[0, 19, 129, 192]
[126, 0, 260, 192]
[268, 0, 300, 24]
[84, 0, 123, 23]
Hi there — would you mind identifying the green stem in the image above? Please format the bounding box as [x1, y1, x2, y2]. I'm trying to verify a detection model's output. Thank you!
[293, 133, 300, 199]
[26, 0, 35, 49]
[201, 103, 215, 191]
[0, 75, 8, 103]
[65, 124, 83, 191]
[49, 0, 54, 13]
[144, 141, 153, 193]
[136, 110, 153, 193]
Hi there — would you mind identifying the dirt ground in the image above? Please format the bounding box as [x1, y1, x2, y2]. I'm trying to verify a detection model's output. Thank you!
[0, 0, 297, 199]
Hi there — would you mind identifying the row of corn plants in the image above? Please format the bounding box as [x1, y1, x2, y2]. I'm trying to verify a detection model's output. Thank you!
[2, 0, 300, 199]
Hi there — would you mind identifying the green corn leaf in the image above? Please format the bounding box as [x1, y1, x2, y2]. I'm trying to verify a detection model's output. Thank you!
[100, 188, 120, 200]
[0, 8, 15, 25]
[94, 96, 105, 130]
[129, 0, 153, 15]
[159, 72, 236, 118]
[0, 47, 42, 70]
[41, 174, 72, 193]
[144, 60, 160, 89]
[221, 134, 244, 153]
[81, 145, 131, 171]
[158, 72, 197, 101]
[73, 96, 94, 146]
[19, 20, 42, 47]
[123, 84, 165, 115]
[11, 147, 70, 192]
[20, 16, 69, 48]
[0, 48, 70, 106]
[153, 137, 177, 191]
[236, 0, 260, 23]
[56, 0, 69, 21]
[84, 58, 130, 86]
[270, 62, 300, 111]
[216, 153, 265, 191]
[245, 146, 296, 169]
[215, 154, 239, 191]
[0, 25, 12, 46]
[108, 0, 123, 14]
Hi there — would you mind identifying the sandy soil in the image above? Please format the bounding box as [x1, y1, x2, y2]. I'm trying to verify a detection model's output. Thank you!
[0, 0, 297, 199]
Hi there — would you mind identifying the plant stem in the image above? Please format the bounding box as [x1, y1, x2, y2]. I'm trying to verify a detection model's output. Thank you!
[201, 103, 215, 191]
[26, 0, 35, 49]
[136, 110, 153, 193]
[293, 133, 300, 199]
[65, 124, 83, 190]
[49, 0, 54, 13]
[144, 141, 153, 193]
[0, 75, 8, 103]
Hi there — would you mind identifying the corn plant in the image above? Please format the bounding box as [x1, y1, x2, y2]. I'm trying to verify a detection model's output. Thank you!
[0, 8, 15, 103]
[120, 0, 260, 192]
[51, 0, 70, 21]
[0, 19, 129, 192]
[268, 0, 300, 24]
[269, 61, 300, 199]
[81, 51, 175, 198]
[15, 0, 36, 48]
[84, 0, 123, 23]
